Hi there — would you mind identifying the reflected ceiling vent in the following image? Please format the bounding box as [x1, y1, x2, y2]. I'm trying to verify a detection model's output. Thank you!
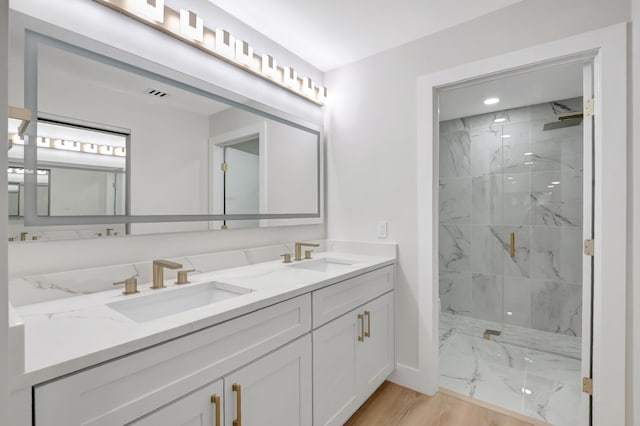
[145, 88, 169, 98]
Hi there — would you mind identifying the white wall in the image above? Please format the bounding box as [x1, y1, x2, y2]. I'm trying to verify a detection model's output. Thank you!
[325, 0, 630, 394]
[5, 1, 326, 278]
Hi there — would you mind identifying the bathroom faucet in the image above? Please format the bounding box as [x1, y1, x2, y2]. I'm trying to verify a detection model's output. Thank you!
[152, 259, 183, 289]
[294, 242, 320, 261]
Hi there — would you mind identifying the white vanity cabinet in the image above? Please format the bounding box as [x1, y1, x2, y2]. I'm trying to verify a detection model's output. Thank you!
[312, 266, 395, 426]
[28, 263, 395, 426]
[33, 294, 311, 426]
[224, 335, 312, 426]
[131, 334, 312, 426]
[130, 380, 224, 426]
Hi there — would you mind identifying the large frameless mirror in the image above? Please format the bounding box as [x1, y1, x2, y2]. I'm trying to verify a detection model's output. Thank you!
[7, 28, 321, 240]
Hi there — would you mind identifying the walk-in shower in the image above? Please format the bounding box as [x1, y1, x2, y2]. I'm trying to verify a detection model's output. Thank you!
[437, 96, 586, 425]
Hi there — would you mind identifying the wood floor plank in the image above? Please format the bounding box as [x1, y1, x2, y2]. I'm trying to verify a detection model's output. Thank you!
[345, 381, 537, 426]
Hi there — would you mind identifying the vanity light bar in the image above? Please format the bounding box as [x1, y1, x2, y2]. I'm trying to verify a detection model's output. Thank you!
[7, 133, 126, 157]
[7, 167, 49, 175]
[93, 0, 328, 105]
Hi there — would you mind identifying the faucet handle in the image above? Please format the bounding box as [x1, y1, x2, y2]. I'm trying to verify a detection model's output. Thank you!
[114, 277, 139, 295]
[304, 250, 314, 260]
[175, 269, 196, 285]
[280, 253, 292, 264]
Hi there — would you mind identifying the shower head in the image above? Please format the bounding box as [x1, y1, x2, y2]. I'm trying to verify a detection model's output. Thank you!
[543, 113, 584, 131]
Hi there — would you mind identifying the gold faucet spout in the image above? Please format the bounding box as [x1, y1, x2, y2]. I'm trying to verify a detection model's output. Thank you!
[152, 259, 183, 289]
[294, 242, 320, 261]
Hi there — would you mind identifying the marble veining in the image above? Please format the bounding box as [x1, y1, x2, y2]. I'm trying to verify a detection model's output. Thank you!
[439, 97, 584, 340]
[12, 242, 395, 388]
[440, 121, 471, 178]
[439, 325, 583, 426]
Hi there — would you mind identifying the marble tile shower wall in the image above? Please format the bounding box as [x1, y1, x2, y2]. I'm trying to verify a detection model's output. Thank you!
[438, 97, 584, 337]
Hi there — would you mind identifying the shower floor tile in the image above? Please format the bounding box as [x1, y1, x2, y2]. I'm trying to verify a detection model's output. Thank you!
[440, 333, 582, 425]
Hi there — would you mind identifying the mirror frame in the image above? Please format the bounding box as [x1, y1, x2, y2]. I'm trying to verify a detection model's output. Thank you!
[21, 30, 322, 227]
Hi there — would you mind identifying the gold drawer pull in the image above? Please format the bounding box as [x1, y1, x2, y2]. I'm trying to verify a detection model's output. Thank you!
[232, 383, 242, 426]
[364, 310, 371, 338]
[357, 313, 365, 342]
[210, 394, 221, 426]
[510, 231, 515, 258]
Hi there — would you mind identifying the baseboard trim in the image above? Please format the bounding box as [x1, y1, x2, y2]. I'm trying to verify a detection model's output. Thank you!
[387, 363, 435, 395]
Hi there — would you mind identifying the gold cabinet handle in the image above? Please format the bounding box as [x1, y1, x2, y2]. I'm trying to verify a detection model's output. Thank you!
[232, 383, 242, 426]
[364, 310, 371, 338]
[210, 394, 221, 426]
[510, 232, 515, 258]
[357, 313, 365, 342]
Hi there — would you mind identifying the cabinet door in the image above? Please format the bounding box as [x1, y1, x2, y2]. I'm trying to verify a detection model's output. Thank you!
[312, 309, 359, 426]
[131, 380, 223, 426]
[224, 335, 312, 426]
[357, 292, 395, 396]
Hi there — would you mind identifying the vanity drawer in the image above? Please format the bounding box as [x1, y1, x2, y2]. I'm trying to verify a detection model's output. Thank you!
[34, 294, 311, 426]
[312, 265, 394, 328]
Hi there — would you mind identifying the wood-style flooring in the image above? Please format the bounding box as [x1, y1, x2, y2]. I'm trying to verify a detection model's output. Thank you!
[345, 381, 540, 426]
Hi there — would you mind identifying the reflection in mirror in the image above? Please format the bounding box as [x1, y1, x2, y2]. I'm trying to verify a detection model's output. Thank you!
[11, 33, 320, 241]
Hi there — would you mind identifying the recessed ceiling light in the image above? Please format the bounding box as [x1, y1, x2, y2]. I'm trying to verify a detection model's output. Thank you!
[502, 134, 512, 138]
[551, 181, 561, 185]
[484, 97, 500, 105]
[521, 388, 533, 395]
[494, 118, 506, 123]
[547, 185, 555, 188]
[507, 177, 513, 180]
[524, 152, 533, 156]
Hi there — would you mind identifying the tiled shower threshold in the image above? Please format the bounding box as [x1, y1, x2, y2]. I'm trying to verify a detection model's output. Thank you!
[439, 312, 583, 425]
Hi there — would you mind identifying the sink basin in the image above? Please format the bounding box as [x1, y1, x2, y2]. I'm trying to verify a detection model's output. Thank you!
[291, 258, 357, 272]
[107, 281, 252, 323]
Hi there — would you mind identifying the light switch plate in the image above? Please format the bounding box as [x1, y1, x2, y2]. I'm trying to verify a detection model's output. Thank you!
[377, 221, 388, 239]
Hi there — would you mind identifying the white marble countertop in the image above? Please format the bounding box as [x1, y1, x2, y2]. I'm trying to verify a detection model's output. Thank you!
[12, 250, 395, 389]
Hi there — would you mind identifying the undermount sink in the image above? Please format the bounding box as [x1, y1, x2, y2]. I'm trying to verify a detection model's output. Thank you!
[107, 281, 252, 323]
[291, 258, 357, 272]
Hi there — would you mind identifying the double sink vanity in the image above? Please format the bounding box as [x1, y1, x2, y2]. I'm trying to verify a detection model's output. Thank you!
[6, 6, 394, 425]
[8, 241, 396, 426]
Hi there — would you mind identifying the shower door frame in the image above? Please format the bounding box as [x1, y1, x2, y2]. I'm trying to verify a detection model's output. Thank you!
[412, 23, 627, 426]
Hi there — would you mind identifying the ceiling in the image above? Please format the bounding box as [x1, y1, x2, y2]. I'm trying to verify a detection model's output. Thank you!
[439, 61, 585, 121]
[207, 0, 524, 71]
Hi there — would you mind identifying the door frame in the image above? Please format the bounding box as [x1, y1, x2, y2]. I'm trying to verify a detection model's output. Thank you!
[209, 122, 267, 229]
[411, 23, 627, 425]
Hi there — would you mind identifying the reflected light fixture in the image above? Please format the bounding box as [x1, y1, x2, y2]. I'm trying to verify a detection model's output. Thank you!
[494, 117, 506, 123]
[484, 97, 500, 105]
[135, 0, 164, 23]
[179, 9, 204, 42]
[501, 134, 512, 138]
[551, 181, 561, 185]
